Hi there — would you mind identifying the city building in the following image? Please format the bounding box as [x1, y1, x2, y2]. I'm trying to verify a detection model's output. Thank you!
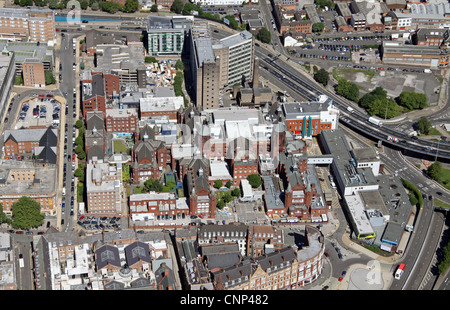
[86, 159, 123, 215]
[3, 127, 58, 164]
[0, 8, 56, 44]
[129, 192, 179, 222]
[413, 28, 448, 47]
[282, 95, 339, 138]
[85, 111, 106, 161]
[147, 16, 192, 56]
[189, 22, 255, 110]
[0, 52, 15, 122]
[93, 42, 147, 87]
[0, 161, 57, 216]
[105, 108, 138, 133]
[32, 229, 169, 290]
[381, 41, 450, 68]
[22, 60, 45, 88]
[211, 226, 324, 290]
[0, 41, 54, 78]
[131, 128, 170, 182]
[82, 73, 107, 118]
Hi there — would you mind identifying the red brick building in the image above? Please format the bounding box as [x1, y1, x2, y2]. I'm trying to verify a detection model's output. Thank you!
[82, 74, 106, 118]
[185, 168, 216, 217]
[131, 137, 169, 183]
[129, 192, 178, 219]
[105, 108, 138, 133]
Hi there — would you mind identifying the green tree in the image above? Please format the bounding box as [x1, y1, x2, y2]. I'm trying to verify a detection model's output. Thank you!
[312, 22, 325, 33]
[314, 68, 329, 86]
[144, 56, 158, 63]
[11, 196, 44, 230]
[426, 161, 442, 182]
[417, 116, 432, 135]
[182, 2, 198, 15]
[247, 174, 262, 188]
[150, 4, 158, 12]
[102, 1, 121, 13]
[80, 0, 89, 9]
[74, 168, 84, 179]
[214, 180, 223, 189]
[0, 204, 12, 225]
[77, 150, 86, 160]
[336, 78, 359, 102]
[223, 191, 233, 203]
[398, 91, 427, 111]
[256, 27, 271, 44]
[75, 136, 84, 148]
[175, 59, 184, 71]
[134, 185, 145, 194]
[49, 0, 58, 8]
[144, 178, 163, 192]
[34, 0, 47, 7]
[438, 241, 450, 274]
[217, 199, 225, 209]
[123, 0, 139, 12]
[225, 180, 232, 188]
[231, 188, 241, 197]
[171, 0, 184, 14]
[91, 1, 100, 10]
[359, 87, 401, 119]
[224, 15, 239, 30]
[75, 120, 83, 129]
[19, 0, 32, 6]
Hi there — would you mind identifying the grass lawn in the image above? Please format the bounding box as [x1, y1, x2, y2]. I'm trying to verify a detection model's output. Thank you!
[333, 68, 376, 82]
[113, 139, 129, 154]
[439, 167, 450, 191]
[435, 198, 450, 209]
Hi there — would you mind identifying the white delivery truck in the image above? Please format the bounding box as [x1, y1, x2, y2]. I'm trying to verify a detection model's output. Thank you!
[395, 263, 405, 280]
[368, 116, 383, 127]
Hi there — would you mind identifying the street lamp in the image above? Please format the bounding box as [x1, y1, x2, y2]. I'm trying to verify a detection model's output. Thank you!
[436, 137, 446, 161]
[384, 96, 390, 121]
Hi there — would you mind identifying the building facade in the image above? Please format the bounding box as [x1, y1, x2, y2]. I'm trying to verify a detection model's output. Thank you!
[0, 8, 56, 44]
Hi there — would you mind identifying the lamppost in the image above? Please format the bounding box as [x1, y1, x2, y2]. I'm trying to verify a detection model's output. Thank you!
[384, 96, 390, 120]
[436, 137, 446, 161]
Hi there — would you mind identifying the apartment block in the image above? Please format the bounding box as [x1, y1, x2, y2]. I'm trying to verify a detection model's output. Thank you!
[105, 108, 138, 133]
[147, 16, 192, 56]
[0, 8, 56, 44]
[86, 159, 123, 215]
[22, 60, 45, 88]
[189, 22, 254, 110]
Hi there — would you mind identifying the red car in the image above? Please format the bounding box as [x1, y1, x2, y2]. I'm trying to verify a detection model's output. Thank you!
[72, 153, 75, 161]
[338, 277, 343, 282]
[15, 231, 24, 234]
[378, 67, 385, 70]
[324, 252, 329, 257]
